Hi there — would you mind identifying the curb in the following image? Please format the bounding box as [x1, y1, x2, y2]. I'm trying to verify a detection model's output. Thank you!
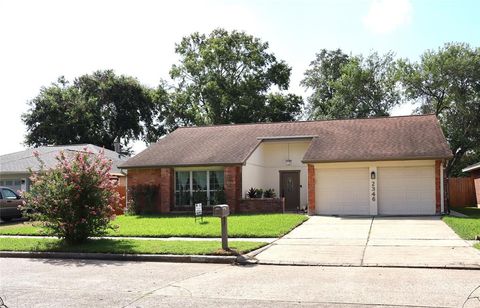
[0, 251, 238, 264]
[256, 260, 480, 270]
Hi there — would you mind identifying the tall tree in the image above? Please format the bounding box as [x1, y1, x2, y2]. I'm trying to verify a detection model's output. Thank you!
[397, 42, 480, 176]
[23, 70, 159, 152]
[166, 28, 303, 129]
[302, 49, 400, 119]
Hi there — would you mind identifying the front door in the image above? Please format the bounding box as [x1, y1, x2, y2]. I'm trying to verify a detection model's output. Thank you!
[280, 171, 300, 211]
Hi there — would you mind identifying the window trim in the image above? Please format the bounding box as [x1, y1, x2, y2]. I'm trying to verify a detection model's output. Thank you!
[174, 169, 224, 207]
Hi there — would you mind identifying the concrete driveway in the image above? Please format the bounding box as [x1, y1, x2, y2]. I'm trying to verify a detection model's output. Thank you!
[254, 216, 480, 268]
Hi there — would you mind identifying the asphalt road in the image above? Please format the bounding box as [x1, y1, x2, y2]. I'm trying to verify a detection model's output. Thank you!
[0, 258, 479, 307]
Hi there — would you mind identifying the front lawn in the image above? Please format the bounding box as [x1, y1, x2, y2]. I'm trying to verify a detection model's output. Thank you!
[443, 207, 480, 240]
[0, 237, 267, 255]
[0, 214, 307, 238]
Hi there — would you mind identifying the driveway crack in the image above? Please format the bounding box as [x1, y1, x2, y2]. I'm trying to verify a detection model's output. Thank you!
[360, 217, 374, 266]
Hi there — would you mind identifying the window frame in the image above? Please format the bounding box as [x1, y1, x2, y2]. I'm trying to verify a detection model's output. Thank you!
[174, 169, 224, 207]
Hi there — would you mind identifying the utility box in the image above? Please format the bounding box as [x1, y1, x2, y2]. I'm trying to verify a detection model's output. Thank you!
[213, 204, 230, 217]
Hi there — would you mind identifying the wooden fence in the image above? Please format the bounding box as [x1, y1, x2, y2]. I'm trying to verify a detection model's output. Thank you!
[448, 177, 476, 208]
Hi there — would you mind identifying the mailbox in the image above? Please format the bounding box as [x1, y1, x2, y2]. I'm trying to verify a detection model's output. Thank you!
[213, 204, 230, 250]
[213, 204, 229, 217]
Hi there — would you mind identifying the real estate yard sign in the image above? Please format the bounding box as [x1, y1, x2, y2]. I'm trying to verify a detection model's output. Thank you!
[195, 203, 203, 222]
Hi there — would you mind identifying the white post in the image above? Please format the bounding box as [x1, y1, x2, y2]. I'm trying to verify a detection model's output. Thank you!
[369, 166, 378, 215]
[440, 162, 444, 213]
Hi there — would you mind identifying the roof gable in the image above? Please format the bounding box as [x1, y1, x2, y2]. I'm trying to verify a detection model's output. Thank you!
[0, 144, 127, 174]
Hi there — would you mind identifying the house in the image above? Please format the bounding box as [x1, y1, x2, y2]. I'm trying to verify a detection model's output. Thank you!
[0, 144, 127, 192]
[120, 115, 452, 216]
[462, 162, 480, 207]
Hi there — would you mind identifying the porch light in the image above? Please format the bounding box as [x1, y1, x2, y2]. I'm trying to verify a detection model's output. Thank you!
[285, 143, 292, 166]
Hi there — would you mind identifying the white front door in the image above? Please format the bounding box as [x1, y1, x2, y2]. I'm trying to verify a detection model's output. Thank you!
[315, 168, 370, 215]
[378, 166, 435, 215]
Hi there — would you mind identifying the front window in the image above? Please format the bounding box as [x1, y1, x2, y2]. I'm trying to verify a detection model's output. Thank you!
[174, 170, 224, 208]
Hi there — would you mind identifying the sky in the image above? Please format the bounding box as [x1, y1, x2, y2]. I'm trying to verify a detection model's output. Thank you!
[0, 0, 479, 155]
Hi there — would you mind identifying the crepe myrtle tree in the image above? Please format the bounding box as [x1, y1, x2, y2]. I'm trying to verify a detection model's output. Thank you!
[23, 148, 123, 244]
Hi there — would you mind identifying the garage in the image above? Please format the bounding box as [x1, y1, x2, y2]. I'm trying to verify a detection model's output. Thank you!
[315, 168, 370, 215]
[378, 166, 435, 215]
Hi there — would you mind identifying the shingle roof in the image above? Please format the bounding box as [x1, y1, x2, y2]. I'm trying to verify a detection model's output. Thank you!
[120, 115, 452, 168]
[0, 144, 128, 175]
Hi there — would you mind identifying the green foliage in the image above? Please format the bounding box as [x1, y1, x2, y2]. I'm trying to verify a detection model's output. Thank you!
[166, 28, 303, 129]
[263, 188, 276, 198]
[22, 70, 162, 151]
[254, 188, 264, 198]
[0, 238, 267, 255]
[246, 187, 276, 198]
[23, 149, 122, 244]
[247, 187, 257, 198]
[212, 189, 226, 205]
[443, 207, 480, 240]
[396, 43, 480, 176]
[449, 151, 480, 177]
[0, 214, 309, 238]
[302, 49, 400, 119]
[128, 184, 160, 215]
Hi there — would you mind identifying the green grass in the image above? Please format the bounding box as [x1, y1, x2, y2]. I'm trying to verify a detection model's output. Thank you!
[442, 207, 480, 240]
[0, 214, 307, 238]
[451, 207, 480, 217]
[0, 237, 267, 255]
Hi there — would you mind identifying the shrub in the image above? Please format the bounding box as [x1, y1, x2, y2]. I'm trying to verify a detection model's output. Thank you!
[263, 188, 276, 198]
[128, 184, 160, 215]
[247, 187, 257, 198]
[23, 149, 122, 244]
[212, 189, 226, 205]
[255, 188, 264, 198]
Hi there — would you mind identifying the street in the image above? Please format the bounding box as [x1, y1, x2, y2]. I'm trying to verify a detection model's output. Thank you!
[0, 258, 479, 307]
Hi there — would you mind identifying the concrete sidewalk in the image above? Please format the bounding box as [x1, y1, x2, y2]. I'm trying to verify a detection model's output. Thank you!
[254, 216, 480, 268]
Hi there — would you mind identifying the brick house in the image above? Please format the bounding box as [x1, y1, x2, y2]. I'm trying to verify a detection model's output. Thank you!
[120, 115, 452, 215]
[462, 162, 480, 207]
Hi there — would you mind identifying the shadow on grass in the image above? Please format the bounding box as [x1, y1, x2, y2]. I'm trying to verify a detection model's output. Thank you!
[0, 217, 29, 226]
[28, 238, 137, 267]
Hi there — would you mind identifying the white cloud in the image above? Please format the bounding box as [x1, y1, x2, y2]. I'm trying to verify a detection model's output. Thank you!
[363, 0, 413, 34]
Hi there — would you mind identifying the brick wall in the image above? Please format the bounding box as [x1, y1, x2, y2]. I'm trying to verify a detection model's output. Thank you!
[224, 166, 242, 213]
[160, 168, 174, 213]
[308, 164, 315, 215]
[127, 168, 172, 213]
[238, 198, 285, 213]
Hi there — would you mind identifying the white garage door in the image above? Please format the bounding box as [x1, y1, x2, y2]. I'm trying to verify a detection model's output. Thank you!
[315, 168, 370, 215]
[378, 166, 435, 215]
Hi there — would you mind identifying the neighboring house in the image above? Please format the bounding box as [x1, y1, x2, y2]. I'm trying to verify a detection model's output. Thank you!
[462, 162, 480, 207]
[0, 144, 128, 192]
[120, 115, 452, 216]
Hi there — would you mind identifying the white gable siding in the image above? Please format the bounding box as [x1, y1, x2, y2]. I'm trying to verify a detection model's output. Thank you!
[242, 141, 309, 207]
